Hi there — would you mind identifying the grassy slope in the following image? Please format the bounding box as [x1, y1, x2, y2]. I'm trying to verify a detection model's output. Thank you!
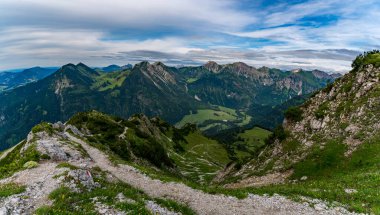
[0, 140, 40, 180]
[170, 132, 230, 183]
[213, 134, 380, 214]
[234, 127, 272, 159]
[68, 111, 231, 184]
[91, 70, 130, 91]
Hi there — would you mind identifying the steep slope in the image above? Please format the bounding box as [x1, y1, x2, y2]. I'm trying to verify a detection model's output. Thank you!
[118, 62, 200, 123]
[0, 63, 102, 150]
[0, 67, 56, 92]
[0, 113, 355, 214]
[219, 51, 380, 213]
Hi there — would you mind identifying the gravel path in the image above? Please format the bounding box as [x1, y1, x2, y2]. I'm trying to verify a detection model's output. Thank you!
[0, 163, 64, 214]
[66, 132, 356, 215]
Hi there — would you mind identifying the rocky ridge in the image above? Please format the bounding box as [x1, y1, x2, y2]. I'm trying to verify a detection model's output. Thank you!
[220, 56, 380, 190]
[0, 119, 359, 214]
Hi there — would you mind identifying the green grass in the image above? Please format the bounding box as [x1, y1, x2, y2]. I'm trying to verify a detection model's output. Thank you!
[170, 132, 230, 183]
[68, 111, 229, 184]
[153, 198, 196, 215]
[177, 108, 236, 127]
[32, 122, 54, 134]
[0, 183, 25, 197]
[203, 135, 380, 214]
[56, 162, 79, 170]
[91, 70, 129, 91]
[176, 106, 252, 132]
[352, 51, 380, 69]
[362, 53, 380, 67]
[284, 106, 303, 122]
[0, 141, 40, 179]
[234, 127, 272, 159]
[238, 127, 272, 145]
[186, 78, 199, 83]
[314, 101, 329, 119]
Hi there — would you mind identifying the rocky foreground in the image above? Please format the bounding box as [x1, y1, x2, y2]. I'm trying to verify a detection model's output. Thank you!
[0, 123, 359, 215]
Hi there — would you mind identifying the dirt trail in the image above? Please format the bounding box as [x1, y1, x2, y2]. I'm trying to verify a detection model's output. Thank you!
[0, 163, 64, 214]
[65, 132, 355, 215]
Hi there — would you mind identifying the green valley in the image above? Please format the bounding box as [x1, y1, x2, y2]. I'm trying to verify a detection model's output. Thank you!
[0, 61, 335, 150]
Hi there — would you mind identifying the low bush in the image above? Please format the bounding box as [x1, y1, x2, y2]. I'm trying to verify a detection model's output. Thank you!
[265, 125, 288, 145]
[284, 106, 303, 122]
[314, 102, 329, 119]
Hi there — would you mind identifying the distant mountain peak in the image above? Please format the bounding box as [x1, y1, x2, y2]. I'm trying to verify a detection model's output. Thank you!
[231, 62, 250, 68]
[134, 61, 150, 69]
[203, 61, 221, 73]
[311, 69, 333, 79]
[153, 61, 165, 66]
[60, 63, 76, 71]
[76, 62, 87, 67]
[291, 68, 303, 73]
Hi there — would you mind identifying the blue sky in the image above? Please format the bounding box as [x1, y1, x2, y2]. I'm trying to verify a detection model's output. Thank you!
[0, 0, 379, 72]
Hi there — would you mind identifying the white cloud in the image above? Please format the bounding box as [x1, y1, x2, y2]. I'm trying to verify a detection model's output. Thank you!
[0, 27, 202, 70]
[231, 0, 380, 51]
[0, 0, 378, 72]
[0, 0, 254, 32]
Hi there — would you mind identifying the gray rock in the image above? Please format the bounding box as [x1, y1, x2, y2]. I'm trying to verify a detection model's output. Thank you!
[67, 169, 100, 190]
[145, 200, 180, 215]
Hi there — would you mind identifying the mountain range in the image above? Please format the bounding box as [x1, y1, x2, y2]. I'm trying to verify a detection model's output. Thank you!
[0, 61, 338, 150]
[0, 51, 379, 214]
[0, 67, 57, 92]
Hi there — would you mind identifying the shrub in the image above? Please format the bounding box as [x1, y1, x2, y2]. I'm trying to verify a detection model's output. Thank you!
[282, 139, 301, 153]
[351, 50, 380, 71]
[322, 82, 334, 93]
[314, 102, 329, 119]
[284, 106, 303, 122]
[32, 122, 54, 135]
[130, 137, 174, 167]
[23, 161, 39, 169]
[265, 125, 288, 145]
[342, 81, 353, 93]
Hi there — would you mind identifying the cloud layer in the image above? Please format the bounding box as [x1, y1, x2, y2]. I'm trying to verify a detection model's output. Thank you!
[0, 0, 379, 72]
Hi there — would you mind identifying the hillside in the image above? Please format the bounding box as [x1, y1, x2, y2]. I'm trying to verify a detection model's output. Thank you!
[0, 111, 356, 214]
[217, 51, 380, 213]
[0, 61, 335, 150]
[66, 111, 230, 183]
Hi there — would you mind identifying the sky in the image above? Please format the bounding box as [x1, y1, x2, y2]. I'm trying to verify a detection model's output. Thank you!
[0, 0, 379, 73]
